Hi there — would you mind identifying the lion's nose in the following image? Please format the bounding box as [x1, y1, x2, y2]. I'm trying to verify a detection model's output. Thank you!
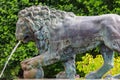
[15, 33, 24, 40]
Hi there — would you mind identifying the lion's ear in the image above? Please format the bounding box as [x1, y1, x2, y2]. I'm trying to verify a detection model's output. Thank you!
[24, 17, 37, 32]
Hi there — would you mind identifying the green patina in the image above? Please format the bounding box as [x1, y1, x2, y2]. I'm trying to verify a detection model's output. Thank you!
[16, 5, 120, 79]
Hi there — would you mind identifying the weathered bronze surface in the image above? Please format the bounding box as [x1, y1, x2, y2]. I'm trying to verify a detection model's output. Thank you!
[16, 5, 120, 79]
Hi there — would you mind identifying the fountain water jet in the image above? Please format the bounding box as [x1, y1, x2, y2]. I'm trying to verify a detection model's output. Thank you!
[0, 41, 21, 78]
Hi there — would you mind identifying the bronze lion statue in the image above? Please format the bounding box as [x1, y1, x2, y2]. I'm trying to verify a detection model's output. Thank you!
[16, 5, 120, 79]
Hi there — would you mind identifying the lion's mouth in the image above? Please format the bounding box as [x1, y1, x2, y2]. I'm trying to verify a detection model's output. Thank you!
[15, 33, 30, 43]
[23, 35, 31, 43]
[24, 35, 29, 40]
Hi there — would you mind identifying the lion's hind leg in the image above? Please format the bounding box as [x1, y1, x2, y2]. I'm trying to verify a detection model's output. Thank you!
[85, 45, 114, 79]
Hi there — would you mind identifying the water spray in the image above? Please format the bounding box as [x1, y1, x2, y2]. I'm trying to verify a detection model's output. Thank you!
[0, 41, 21, 78]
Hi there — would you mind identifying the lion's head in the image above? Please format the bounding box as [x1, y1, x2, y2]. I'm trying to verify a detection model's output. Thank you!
[15, 5, 75, 43]
[16, 17, 35, 43]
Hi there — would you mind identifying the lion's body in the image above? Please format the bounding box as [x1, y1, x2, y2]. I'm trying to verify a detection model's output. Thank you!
[49, 14, 120, 54]
[16, 5, 120, 79]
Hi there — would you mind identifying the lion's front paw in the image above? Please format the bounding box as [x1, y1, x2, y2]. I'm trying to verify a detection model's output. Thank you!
[85, 72, 101, 79]
[21, 58, 44, 79]
[23, 68, 37, 78]
[21, 58, 39, 71]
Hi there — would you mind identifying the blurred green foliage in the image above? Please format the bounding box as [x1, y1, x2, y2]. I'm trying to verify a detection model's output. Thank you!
[0, 0, 120, 79]
[76, 54, 120, 78]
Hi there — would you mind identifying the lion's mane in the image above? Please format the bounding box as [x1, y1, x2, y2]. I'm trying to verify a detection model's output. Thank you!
[18, 5, 76, 30]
